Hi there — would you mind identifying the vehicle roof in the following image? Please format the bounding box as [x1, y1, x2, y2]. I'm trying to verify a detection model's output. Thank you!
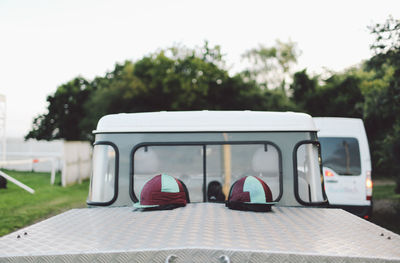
[94, 111, 318, 133]
[313, 117, 366, 137]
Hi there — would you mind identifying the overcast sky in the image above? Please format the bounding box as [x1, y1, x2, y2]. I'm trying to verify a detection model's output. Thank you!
[1, 0, 399, 138]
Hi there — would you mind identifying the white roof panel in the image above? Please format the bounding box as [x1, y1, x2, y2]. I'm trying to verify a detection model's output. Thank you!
[94, 111, 317, 133]
[313, 117, 365, 137]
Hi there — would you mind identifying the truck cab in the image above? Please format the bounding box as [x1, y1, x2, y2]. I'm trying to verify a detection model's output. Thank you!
[88, 111, 327, 207]
[3, 111, 399, 262]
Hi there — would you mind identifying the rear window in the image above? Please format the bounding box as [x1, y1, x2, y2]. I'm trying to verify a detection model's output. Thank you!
[319, 137, 361, 175]
[132, 142, 282, 203]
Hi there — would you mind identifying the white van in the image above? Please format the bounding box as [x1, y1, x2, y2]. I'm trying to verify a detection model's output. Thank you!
[313, 117, 372, 219]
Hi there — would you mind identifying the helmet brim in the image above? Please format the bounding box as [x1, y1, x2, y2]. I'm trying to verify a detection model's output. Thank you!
[133, 202, 159, 209]
[244, 201, 277, 205]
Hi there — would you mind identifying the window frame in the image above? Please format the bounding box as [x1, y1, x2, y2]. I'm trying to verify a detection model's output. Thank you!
[87, 141, 119, 206]
[130, 141, 283, 203]
[292, 140, 328, 206]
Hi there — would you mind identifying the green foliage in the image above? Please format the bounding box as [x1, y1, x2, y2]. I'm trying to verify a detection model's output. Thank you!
[0, 170, 89, 237]
[290, 68, 364, 118]
[290, 69, 317, 107]
[363, 18, 400, 191]
[358, 64, 399, 179]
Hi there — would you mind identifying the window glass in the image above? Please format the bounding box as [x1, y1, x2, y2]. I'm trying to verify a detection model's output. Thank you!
[132, 143, 281, 203]
[319, 137, 361, 175]
[133, 146, 203, 202]
[296, 143, 324, 203]
[206, 144, 280, 202]
[88, 144, 116, 203]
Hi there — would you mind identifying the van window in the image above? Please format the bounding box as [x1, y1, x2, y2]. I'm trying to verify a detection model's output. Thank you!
[319, 137, 361, 175]
[132, 142, 282, 203]
[88, 144, 117, 203]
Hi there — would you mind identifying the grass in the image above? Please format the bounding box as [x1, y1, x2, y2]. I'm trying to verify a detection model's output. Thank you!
[370, 179, 400, 235]
[0, 169, 89, 237]
[373, 184, 400, 200]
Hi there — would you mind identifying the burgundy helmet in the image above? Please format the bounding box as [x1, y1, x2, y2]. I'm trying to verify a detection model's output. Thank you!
[226, 176, 275, 212]
[134, 174, 188, 210]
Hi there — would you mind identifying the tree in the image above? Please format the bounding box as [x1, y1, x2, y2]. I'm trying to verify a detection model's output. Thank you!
[80, 61, 146, 137]
[26, 42, 297, 142]
[290, 68, 364, 118]
[290, 69, 318, 110]
[368, 16, 400, 70]
[83, 42, 293, 122]
[364, 16, 400, 192]
[241, 40, 300, 90]
[25, 77, 93, 141]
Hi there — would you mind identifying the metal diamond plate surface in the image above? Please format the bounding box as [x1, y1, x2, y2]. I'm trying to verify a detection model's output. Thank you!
[1, 204, 399, 262]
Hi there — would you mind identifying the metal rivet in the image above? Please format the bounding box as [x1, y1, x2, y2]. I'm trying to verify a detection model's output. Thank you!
[219, 255, 231, 263]
[165, 255, 177, 263]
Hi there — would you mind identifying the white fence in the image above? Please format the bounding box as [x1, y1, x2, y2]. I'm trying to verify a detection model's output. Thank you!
[0, 138, 92, 187]
[62, 141, 92, 186]
[2, 139, 63, 172]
